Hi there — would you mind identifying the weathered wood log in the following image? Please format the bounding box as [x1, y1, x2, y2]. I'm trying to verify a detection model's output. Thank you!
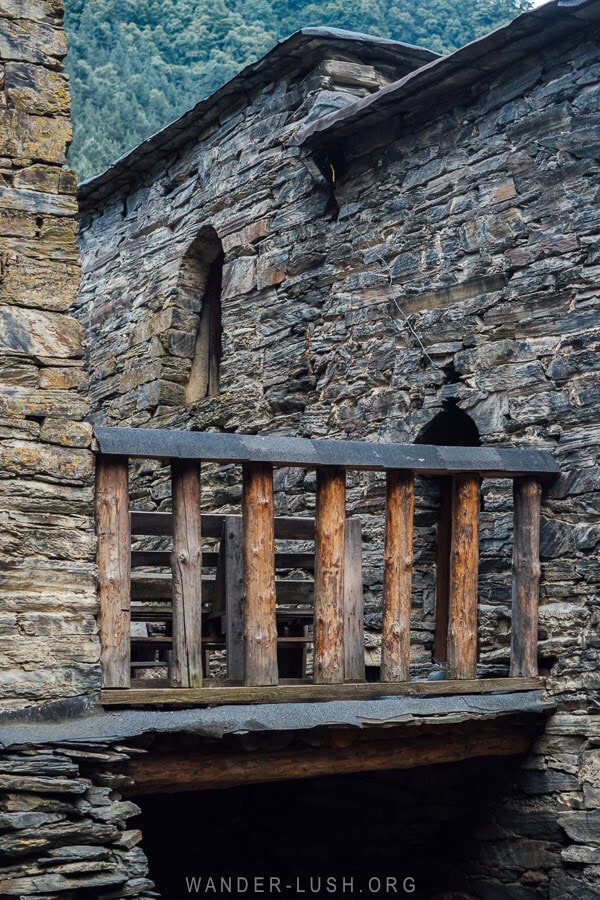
[121, 718, 538, 795]
[381, 471, 414, 682]
[314, 466, 346, 684]
[101, 676, 543, 706]
[96, 455, 131, 689]
[510, 478, 542, 677]
[170, 459, 203, 688]
[344, 517, 365, 681]
[447, 475, 481, 680]
[434, 478, 452, 664]
[243, 463, 278, 686]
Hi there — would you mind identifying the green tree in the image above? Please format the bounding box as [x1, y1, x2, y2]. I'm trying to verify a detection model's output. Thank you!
[64, 0, 533, 181]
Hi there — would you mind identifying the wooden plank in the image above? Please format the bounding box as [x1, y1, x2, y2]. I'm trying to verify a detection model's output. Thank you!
[131, 635, 310, 646]
[120, 717, 538, 794]
[131, 511, 315, 540]
[276, 552, 314, 571]
[314, 466, 346, 684]
[381, 472, 414, 682]
[510, 478, 542, 677]
[95, 426, 560, 477]
[170, 460, 203, 688]
[447, 475, 481, 680]
[222, 516, 245, 682]
[344, 518, 365, 682]
[96, 455, 131, 689]
[132, 550, 219, 568]
[131, 549, 313, 569]
[101, 676, 544, 707]
[131, 605, 314, 622]
[130, 574, 314, 605]
[434, 478, 452, 664]
[243, 463, 278, 686]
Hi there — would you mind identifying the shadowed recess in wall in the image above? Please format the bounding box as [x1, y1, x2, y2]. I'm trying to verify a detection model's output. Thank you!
[136, 757, 520, 898]
[177, 227, 224, 402]
[415, 400, 481, 448]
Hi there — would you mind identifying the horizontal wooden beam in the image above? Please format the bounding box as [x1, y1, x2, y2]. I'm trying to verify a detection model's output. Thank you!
[130, 605, 314, 622]
[120, 716, 539, 795]
[94, 427, 559, 477]
[130, 573, 314, 605]
[101, 676, 543, 707]
[131, 511, 315, 540]
[131, 550, 315, 570]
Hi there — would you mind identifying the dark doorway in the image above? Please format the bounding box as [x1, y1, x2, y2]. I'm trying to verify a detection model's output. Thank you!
[136, 757, 515, 899]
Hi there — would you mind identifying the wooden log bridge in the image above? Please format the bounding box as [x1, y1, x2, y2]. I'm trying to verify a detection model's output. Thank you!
[93, 426, 557, 707]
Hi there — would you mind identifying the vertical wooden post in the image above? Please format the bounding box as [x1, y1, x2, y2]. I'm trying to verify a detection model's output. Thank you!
[243, 463, 278, 686]
[434, 478, 452, 664]
[381, 471, 414, 683]
[510, 478, 542, 677]
[314, 466, 346, 684]
[96, 455, 131, 689]
[447, 475, 480, 680]
[171, 459, 203, 688]
[344, 518, 365, 682]
[223, 516, 245, 682]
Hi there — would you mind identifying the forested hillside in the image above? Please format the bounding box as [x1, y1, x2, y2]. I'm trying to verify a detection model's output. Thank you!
[64, 0, 532, 180]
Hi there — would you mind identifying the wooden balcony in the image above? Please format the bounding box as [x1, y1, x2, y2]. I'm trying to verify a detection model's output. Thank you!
[94, 426, 559, 708]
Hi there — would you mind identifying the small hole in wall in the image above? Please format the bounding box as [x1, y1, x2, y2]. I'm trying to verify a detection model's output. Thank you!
[442, 361, 461, 385]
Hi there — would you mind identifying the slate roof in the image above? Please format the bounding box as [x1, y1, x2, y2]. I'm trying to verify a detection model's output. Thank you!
[77, 29, 438, 214]
[296, 0, 600, 147]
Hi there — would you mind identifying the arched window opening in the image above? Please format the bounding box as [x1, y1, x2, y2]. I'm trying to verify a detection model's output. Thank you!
[178, 228, 224, 403]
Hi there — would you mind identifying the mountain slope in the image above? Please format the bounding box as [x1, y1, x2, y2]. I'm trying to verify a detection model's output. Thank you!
[64, 0, 532, 180]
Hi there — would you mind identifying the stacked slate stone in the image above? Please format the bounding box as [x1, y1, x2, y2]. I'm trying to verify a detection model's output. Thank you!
[0, 744, 155, 898]
[0, 3, 155, 895]
[0, 0, 98, 713]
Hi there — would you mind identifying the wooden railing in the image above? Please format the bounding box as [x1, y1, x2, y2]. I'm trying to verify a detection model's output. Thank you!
[94, 427, 558, 705]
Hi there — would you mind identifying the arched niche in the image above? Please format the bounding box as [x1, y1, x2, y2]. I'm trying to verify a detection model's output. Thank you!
[416, 400, 481, 447]
[177, 227, 224, 402]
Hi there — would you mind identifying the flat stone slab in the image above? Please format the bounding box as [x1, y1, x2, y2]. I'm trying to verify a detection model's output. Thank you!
[0, 691, 551, 749]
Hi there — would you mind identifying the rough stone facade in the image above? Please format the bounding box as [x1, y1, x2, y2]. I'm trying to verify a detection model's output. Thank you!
[75, 4, 600, 897]
[0, 0, 98, 714]
[0, 3, 154, 897]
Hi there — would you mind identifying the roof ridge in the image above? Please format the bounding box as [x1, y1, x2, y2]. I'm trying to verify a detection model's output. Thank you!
[295, 0, 600, 147]
[77, 29, 438, 211]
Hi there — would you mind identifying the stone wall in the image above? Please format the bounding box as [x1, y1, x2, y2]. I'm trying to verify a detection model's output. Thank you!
[0, 743, 153, 898]
[0, 1, 98, 713]
[77, 16, 600, 897]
